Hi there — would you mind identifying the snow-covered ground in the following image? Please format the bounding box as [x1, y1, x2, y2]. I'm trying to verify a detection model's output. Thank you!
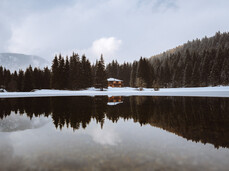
[0, 86, 229, 98]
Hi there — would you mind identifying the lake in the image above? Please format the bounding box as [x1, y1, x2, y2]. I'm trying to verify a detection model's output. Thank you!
[0, 96, 229, 170]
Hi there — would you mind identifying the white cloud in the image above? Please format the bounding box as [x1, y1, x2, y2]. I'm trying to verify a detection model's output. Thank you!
[89, 37, 122, 61]
[50, 37, 122, 63]
[1, 0, 229, 63]
[87, 120, 121, 146]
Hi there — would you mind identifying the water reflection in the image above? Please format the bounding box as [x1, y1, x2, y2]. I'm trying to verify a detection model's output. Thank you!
[0, 96, 229, 148]
[107, 96, 123, 105]
[0, 113, 49, 132]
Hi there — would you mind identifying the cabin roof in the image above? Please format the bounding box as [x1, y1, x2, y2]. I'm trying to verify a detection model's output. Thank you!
[107, 78, 123, 82]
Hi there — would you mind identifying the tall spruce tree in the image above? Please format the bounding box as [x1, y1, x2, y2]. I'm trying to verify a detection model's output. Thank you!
[84, 57, 93, 88]
[23, 66, 33, 91]
[51, 55, 59, 89]
[64, 56, 70, 89]
[17, 70, 24, 91]
[210, 48, 223, 86]
[3, 68, 11, 90]
[58, 54, 65, 89]
[200, 50, 210, 86]
[106, 60, 119, 78]
[8, 71, 18, 91]
[136, 57, 151, 87]
[43, 67, 51, 89]
[130, 61, 138, 87]
[33, 67, 41, 89]
[95, 55, 107, 90]
[0, 66, 3, 88]
[81, 55, 88, 88]
[69, 53, 81, 89]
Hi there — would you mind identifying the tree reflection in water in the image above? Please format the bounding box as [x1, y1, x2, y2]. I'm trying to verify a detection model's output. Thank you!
[0, 96, 228, 148]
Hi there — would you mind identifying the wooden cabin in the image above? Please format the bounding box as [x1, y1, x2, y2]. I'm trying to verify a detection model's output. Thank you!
[107, 78, 123, 87]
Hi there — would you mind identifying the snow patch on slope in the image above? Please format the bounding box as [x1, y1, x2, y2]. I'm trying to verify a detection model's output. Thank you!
[0, 53, 50, 71]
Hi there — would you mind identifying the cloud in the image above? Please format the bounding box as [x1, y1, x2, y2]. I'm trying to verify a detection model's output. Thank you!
[89, 37, 122, 61]
[87, 120, 121, 146]
[0, 0, 229, 63]
[0, 113, 49, 132]
[45, 37, 122, 63]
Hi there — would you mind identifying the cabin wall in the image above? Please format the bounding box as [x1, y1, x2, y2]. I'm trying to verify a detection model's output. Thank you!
[108, 81, 122, 87]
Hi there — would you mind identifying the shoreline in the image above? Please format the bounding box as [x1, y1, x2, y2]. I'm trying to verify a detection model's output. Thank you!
[0, 87, 229, 98]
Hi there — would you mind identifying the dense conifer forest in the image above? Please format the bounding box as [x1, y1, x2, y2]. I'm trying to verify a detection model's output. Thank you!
[0, 31, 228, 92]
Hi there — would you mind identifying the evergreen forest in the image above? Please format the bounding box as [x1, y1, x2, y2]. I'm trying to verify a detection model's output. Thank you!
[0, 31, 229, 92]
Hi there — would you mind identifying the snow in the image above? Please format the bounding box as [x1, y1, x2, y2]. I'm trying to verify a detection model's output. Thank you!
[0, 53, 50, 71]
[107, 102, 123, 106]
[107, 78, 123, 82]
[0, 88, 7, 92]
[0, 86, 229, 98]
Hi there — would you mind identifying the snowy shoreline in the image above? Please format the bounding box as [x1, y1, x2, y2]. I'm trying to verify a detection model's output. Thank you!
[0, 87, 229, 98]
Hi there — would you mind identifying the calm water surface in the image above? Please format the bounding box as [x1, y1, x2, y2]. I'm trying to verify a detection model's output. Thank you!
[0, 96, 229, 170]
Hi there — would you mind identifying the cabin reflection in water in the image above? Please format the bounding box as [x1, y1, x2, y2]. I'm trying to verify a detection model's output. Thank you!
[0, 96, 229, 149]
[107, 96, 123, 105]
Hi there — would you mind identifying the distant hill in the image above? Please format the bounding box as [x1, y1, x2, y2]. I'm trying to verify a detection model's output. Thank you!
[129, 31, 229, 88]
[0, 53, 50, 71]
[149, 31, 229, 62]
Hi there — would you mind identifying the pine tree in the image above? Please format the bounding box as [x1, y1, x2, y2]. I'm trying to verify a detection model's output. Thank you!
[162, 59, 170, 87]
[210, 48, 223, 86]
[95, 55, 107, 90]
[51, 55, 59, 89]
[43, 67, 51, 89]
[221, 58, 229, 85]
[58, 54, 65, 89]
[8, 71, 18, 91]
[107, 60, 119, 78]
[33, 67, 41, 89]
[0, 66, 3, 88]
[3, 68, 11, 90]
[136, 57, 151, 87]
[23, 66, 33, 91]
[200, 50, 210, 86]
[172, 52, 183, 87]
[69, 52, 81, 89]
[81, 55, 88, 88]
[130, 61, 138, 87]
[17, 70, 24, 91]
[183, 50, 193, 87]
[191, 61, 200, 87]
[64, 56, 70, 89]
[84, 58, 93, 88]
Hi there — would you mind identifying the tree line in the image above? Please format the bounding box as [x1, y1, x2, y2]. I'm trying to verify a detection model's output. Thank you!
[0, 31, 229, 92]
[0, 52, 132, 92]
[0, 53, 107, 91]
[146, 31, 229, 87]
[129, 31, 229, 88]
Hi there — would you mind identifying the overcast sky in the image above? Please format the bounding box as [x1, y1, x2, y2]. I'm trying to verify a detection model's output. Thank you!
[0, 0, 229, 63]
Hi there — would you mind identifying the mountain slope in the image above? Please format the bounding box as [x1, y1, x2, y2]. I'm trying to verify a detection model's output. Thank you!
[0, 53, 50, 71]
[131, 31, 229, 88]
[149, 31, 229, 62]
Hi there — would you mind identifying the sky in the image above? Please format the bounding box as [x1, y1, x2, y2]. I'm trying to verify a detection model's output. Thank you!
[0, 0, 229, 63]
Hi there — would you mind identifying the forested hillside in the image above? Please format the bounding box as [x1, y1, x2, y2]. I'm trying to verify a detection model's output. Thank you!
[106, 31, 229, 88]
[132, 31, 229, 88]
